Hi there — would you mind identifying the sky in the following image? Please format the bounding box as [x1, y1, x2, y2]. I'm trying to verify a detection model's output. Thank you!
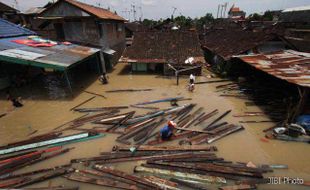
[2, 0, 310, 20]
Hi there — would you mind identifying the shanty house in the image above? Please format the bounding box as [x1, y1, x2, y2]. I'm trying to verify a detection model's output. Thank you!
[39, 0, 126, 70]
[122, 30, 205, 75]
[0, 1, 20, 24]
[0, 18, 103, 93]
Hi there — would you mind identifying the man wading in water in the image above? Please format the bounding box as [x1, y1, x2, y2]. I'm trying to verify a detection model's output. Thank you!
[159, 121, 177, 140]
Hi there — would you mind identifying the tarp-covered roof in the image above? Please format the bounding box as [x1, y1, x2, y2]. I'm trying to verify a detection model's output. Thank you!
[123, 31, 204, 64]
[235, 50, 310, 88]
[0, 18, 35, 38]
[0, 36, 100, 70]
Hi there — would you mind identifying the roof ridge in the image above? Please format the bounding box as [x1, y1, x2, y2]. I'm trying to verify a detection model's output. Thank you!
[64, 0, 125, 21]
[65, 0, 108, 11]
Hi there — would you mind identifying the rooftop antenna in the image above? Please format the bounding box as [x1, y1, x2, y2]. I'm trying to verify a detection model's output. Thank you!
[171, 7, 177, 20]
[122, 8, 129, 20]
[131, 4, 137, 21]
[221, 4, 225, 18]
[223, 2, 228, 18]
[138, 6, 143, 21]
[14, 0, 19, 10]
[216, 4, 220, 18]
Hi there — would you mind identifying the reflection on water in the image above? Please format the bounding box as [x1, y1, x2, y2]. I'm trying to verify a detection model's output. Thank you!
[43, 74, 67, 100]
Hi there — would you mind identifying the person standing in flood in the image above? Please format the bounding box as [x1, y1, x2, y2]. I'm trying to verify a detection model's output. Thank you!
[189, 74, 195, 92]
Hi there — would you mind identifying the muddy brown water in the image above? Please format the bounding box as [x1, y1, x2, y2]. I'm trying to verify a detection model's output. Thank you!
[0, 63, 309, 190]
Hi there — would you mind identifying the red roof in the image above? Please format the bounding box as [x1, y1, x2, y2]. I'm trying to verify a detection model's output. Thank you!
[230, 7, 241, 12]
[65, 0, 125, 21]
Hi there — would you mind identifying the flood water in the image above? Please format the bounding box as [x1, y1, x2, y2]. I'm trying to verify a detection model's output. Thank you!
[0, 63, 309, 190]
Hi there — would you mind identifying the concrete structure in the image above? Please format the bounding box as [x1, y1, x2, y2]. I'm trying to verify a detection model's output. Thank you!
[39, 0, 126, 70]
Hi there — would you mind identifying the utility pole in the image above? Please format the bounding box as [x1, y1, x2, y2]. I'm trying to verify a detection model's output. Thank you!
[223, 2, 228, 18]
[216, 4, 220, 18]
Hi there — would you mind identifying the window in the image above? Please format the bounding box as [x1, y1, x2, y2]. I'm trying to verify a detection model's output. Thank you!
[117, 24, 123, 32]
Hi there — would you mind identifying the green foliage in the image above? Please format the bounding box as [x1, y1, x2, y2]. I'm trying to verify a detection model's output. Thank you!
[142, 13, 214, 30]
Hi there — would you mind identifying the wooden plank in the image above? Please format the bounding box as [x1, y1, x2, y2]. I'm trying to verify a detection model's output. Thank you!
[94, 165, 159, 189]
[64, 174, 138, 190]
[207, 125, 244, 144]
[0, 133, 90, 155]
[84, 90, 106, 99]
[219, 184, 256, 190]
[70, 96, 96, 111]
[112, 145, 217, 152]
[134, 166, 226, 184]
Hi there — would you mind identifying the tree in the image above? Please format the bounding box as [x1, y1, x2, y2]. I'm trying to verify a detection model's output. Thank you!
[248, 13, 262, 21]
[195, 13, 214, 30]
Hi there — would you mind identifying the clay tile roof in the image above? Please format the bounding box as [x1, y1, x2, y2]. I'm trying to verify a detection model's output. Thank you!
[201, 29, 278, 60]
[123, 30, 204, 64]
[65, 0, 125, 21]
[231, 7, 241, 12]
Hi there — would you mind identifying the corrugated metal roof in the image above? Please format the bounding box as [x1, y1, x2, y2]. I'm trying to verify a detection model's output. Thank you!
[0, 36, 100, 70]
[65, 0, 125, 21]
[235, 50, 310, 88]
[0, 18, 36, 38]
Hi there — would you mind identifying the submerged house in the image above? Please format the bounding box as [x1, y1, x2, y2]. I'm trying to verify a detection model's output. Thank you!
[122, 30, 205, 75]
[38, 0, 126, 70]
[200, 29, 294, 73]
[0, 18, 102, 93]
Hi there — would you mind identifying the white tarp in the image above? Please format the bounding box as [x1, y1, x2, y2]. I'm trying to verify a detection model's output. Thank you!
[0, 49, 45, 60]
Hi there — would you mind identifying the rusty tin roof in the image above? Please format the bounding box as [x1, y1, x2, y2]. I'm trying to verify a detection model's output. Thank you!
[235, 50, 310, 88]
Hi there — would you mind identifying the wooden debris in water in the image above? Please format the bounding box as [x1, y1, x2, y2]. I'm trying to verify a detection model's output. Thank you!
[83, 90, 106, 98]
[219, 184, 257, 190]
[70, 96, 96, 111]
[112, 145, 217, 152]
[74, 106, 128, 112]
[195, 79, 230, 84]
[106, 88, 153, 93]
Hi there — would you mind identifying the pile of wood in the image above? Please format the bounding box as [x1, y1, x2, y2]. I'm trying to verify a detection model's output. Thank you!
[65, 144, 289, 190]
[0, 131, 104, 189]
